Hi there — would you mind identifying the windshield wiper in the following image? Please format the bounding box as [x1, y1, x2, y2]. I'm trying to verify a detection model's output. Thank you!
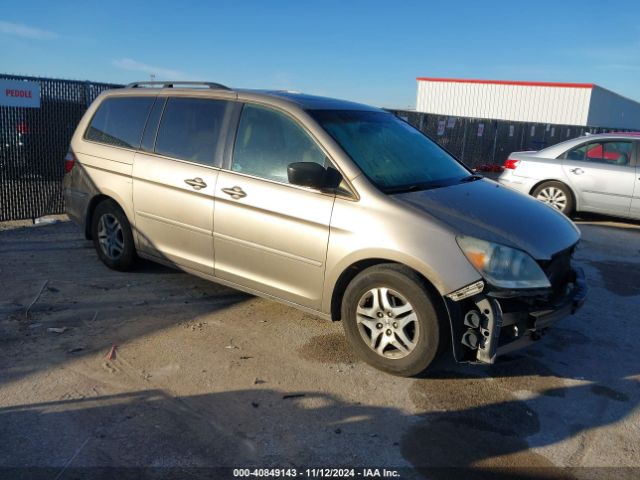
[386, 184, 424, 193]
[384, 183, 445, 194]
[459, 174, 483, 183]
[385, 176, 475, 194]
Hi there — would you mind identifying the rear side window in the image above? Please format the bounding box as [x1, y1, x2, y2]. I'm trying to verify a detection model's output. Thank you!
[85, 97, 154, 149]
[154, 97, 229, 165]
[562, 143, 588, 161]
[563, 141, 633, 165]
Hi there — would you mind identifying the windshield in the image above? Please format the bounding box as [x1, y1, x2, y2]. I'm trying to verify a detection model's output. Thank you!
[309, 110, 471, 193]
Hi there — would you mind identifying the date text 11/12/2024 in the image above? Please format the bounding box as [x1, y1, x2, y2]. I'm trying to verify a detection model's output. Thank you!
[233, 468, 401, 478]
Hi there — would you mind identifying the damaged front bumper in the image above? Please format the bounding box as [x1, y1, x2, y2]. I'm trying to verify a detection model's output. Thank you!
[444, 267, 588, 364]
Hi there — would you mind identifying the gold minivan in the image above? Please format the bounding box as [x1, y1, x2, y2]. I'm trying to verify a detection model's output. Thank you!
[64, 81, 587, 376]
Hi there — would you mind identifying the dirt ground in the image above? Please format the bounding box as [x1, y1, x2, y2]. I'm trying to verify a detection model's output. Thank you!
[0, 215, 639, 479]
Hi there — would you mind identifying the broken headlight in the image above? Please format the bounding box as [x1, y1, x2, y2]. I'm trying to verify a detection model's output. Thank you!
[456, 236, 551, 289]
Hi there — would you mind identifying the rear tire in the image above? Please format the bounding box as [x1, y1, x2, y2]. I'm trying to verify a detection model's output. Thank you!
[532, 181, 574, 216]
[91, 199, 137, 271]
[341, 264, 442, 377]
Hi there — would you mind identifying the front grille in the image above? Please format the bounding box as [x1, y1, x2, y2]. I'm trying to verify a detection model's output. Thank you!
[539, 246, 575, 300]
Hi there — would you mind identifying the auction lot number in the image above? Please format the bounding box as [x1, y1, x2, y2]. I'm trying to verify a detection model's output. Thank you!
[233, 468, 400, 478]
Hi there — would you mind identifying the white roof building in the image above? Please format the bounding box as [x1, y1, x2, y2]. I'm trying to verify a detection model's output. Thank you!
[416, 77, 640, 129]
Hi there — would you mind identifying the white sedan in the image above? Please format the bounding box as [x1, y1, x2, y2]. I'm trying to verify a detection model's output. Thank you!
[498, 133, 640, 219]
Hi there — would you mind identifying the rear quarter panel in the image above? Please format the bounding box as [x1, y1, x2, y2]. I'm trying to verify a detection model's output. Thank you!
[510, 154, 581, 205]
[510, 154, 567, 184]
[67, 91, 136, 231]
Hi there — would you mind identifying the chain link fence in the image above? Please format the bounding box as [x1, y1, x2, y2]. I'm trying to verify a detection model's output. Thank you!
[389, 109, 637, 171]
[0, 74, 120, 221]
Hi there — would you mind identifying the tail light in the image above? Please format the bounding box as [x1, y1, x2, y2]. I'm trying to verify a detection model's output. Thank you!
[475, 163, 504, 173]
[16, 121, 30, 135]
[64, 150, 77, 174]
[503, 158, 521, 170]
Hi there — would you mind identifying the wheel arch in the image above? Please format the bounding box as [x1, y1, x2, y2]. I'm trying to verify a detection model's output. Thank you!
[529, 178, 579, 212]
[84, 193, 131, 239]
[328, 258, 447, 325]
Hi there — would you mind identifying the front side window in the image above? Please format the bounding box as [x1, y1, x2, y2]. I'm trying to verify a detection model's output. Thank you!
[564, 141, 633, 165]
[309, 110, 470, 192]
[231, 104, 326, 184]
[155, 97, 228, 165]
[85, 97, 154, 149]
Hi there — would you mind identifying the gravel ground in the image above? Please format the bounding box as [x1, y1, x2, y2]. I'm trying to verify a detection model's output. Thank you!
[0, 215, 638, 480]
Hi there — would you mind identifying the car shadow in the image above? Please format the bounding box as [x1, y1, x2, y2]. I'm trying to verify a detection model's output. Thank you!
[573, 212, 640, 229]
[0, 220, 252, 386]
[1, 383, 637, 480]
[0, 389, 422, 479]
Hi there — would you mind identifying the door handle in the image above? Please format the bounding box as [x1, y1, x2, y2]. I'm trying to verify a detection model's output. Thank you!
[569, 168, 584, 175]
[221, 186, 247, 199]
[184, 177, 207, 190]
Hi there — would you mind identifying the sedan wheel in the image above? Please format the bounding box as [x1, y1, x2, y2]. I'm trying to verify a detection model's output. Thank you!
[532, 181, 574, 216]
[536, 186, 567, 211]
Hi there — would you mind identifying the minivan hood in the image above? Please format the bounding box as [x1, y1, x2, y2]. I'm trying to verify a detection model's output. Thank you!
[394, 179, 580, 260]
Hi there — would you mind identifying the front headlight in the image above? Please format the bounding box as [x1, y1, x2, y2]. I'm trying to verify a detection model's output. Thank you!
[456, 236, 551, 289]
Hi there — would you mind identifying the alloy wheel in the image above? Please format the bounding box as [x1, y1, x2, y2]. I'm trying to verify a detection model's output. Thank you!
[356, 287, 419, 359]
[536, 186, 567, 211]
[97, 213, 125, 260]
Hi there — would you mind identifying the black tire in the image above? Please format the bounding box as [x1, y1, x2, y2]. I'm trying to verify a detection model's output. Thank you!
[531, 181, 574, 217]
[91, 199, 137, 271]
[341, 264, 442, 377]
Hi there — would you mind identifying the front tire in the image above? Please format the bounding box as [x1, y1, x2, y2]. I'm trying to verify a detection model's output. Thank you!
[341, 264, 442, 377]
[532, 181, 574, 216]
[91, 199, 137, 271]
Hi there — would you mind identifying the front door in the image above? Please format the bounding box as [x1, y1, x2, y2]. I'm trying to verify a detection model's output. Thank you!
[213, 104, 335, 309]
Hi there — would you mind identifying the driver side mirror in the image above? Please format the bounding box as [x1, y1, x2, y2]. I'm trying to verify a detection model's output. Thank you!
[287, 162, 330, 189]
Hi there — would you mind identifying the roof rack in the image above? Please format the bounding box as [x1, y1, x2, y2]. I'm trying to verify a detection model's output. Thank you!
[126, 81, 231, 90]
